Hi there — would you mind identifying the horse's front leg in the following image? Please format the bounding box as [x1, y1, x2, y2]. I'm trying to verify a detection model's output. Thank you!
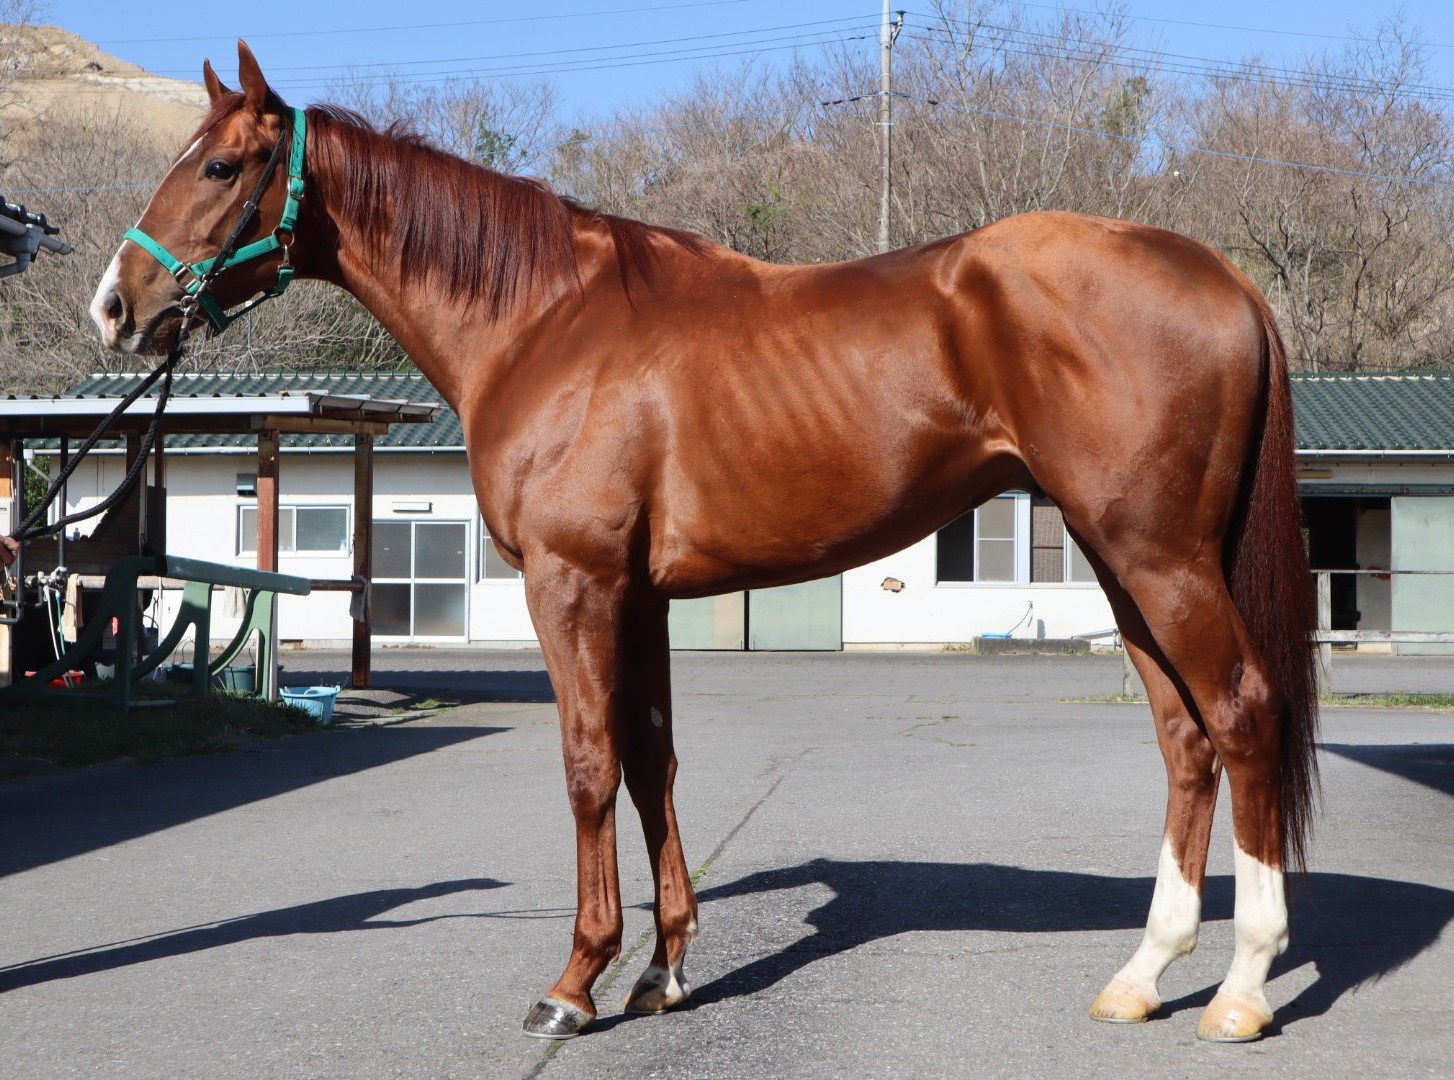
[521, 559, 633, 1040]
[617, 597, 698, 1015]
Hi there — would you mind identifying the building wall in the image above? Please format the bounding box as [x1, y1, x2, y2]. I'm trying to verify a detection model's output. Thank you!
[65, 451, 516, 646]
[843, 535, 1114, 646]
[1356, 504, 1392, 638]
[49, 449, 1454, 650]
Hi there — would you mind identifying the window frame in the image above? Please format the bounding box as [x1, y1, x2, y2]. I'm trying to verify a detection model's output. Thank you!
[370, 517, 472, 641]
[935, 494, 1030, 585]
[237, 503, 352, 557]
[935, 493, 1098, 587]
[478, 515, 524, 581]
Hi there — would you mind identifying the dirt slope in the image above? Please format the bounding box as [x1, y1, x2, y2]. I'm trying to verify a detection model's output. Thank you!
[0, 24, 207, 145]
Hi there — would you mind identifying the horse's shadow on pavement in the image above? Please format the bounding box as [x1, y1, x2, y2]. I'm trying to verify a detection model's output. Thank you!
[0, 878, 510, 993]
[662, 860, 1453, 1034]
[6, 862, 1446, 1038]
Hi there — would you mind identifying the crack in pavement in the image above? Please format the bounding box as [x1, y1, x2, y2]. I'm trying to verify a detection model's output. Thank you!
[524, 764, 795, 1078]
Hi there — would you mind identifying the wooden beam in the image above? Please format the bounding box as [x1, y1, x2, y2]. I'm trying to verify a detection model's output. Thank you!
[125, 433, 144, 555]
[257, 430, 280, 573]
[257, 417, 391, 436]
[0, 440, 11, 688]
[352, 433, 374, 689]
[257, 429, 281, 700]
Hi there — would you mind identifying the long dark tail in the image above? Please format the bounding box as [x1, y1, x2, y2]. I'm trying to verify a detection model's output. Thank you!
[1227, 297, 1320, 873]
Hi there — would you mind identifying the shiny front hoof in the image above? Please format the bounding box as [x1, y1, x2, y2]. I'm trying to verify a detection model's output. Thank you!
[1089, 978, 1159, 1024]
[1196, 992, 1272, 1043]
[522, 997, 594, 1040]
[623, 964, 691, 1014]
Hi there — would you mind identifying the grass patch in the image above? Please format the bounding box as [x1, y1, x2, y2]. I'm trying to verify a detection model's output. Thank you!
[1071, 692, 1454, 711]
[1321, 692, 1454, 711]
[0, 684, 322, 769]
[391, 695, 452, 714]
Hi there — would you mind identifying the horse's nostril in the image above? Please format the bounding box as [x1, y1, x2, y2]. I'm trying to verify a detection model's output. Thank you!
[104, 292, 124, 322]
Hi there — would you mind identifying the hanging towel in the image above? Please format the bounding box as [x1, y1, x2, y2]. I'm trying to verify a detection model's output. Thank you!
[61, 574, 82, 643]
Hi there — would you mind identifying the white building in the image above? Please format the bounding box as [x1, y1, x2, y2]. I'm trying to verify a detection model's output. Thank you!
[29, 370, 1454, 653]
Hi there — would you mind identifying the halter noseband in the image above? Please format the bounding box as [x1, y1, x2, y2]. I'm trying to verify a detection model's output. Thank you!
[124, 106, 307, 334]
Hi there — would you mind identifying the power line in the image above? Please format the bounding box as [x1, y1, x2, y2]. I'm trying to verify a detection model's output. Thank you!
[223, 15, 873, 76]
[87, 0, 758, 47]
[263, 27, 876, 89]
[902, 19, 1454, 107]
[969, 0, 1454, 53]
[889, 91, 1454, 190]
[119, 20, 875, 91]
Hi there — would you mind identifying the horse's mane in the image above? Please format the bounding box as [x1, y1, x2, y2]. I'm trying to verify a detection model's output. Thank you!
[304, 103, 705, 317]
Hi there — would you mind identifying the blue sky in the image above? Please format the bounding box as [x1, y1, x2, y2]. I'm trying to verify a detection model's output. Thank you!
[47, 1, 1454, 123]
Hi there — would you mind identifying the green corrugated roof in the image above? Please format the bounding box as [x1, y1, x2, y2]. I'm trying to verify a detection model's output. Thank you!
[57, 370, 460, 451]
[42, 368, 1454, 454]
[1291, 373, 1454, 452]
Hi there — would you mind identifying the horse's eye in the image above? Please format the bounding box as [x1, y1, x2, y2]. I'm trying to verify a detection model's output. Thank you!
[205, 159, 236, 181]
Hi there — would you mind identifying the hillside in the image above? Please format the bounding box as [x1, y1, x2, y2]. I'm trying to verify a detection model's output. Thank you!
[0, 24, 206, 144]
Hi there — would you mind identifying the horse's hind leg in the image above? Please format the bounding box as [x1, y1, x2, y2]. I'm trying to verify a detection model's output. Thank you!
[617, 598, 699, 1014]
[1087, 573, 1221, 1024]
[1105, 557, 1290, 1041]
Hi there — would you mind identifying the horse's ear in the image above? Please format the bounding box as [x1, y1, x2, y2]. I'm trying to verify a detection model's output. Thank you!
[236, 39, 274, 113]
[202, 59, 232, 103]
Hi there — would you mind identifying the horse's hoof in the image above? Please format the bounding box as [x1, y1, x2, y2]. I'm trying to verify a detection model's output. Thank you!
[1089, 978, 1159, 1024]
[623, 964, 691, 1014]
[1196, 992, 1272, 1043]
[522, 997, 593, 1039]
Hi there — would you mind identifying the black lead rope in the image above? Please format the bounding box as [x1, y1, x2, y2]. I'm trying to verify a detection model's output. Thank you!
[12, 325, 189, 543]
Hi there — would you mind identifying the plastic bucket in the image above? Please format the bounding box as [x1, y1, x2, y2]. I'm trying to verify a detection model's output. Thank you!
[280, 685, 341, 725]
[214, 665, 256, 694]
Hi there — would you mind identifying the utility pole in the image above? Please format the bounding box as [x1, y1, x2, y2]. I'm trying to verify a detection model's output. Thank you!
[878, 3, 904, 254]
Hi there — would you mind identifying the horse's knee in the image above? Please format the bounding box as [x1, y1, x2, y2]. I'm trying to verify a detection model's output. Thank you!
[564, 758, 622, 818]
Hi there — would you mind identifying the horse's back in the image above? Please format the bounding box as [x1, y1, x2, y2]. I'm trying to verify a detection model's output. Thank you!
[498, 210, 1276, 595]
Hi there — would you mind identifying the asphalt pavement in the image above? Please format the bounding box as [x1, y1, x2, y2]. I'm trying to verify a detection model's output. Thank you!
[2, 649, 1451, 1079]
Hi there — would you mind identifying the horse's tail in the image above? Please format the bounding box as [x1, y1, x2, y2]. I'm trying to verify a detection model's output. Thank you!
[1227, 294, 1320, 874]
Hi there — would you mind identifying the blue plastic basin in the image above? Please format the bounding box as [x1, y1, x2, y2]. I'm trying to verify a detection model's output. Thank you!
[280, 685, 341, 724]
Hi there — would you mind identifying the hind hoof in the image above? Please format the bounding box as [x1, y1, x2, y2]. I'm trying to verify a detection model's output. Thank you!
[623, 965, 691, 1014]
[522, 997, 593, 1039]
[1196, 992, 1272, 1042]
[1089, 978, 1159, 1024]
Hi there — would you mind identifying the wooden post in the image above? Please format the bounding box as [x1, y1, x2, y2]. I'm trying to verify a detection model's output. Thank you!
[126, 433, 143, 554]
[351, 433, 373, 689]
[1121, 640, 1145, 699]
[257, 430, 281, 699]
[1316, 571, 1333, 697]
[0, 440, 12, 687]
[146, 431, 166, 554]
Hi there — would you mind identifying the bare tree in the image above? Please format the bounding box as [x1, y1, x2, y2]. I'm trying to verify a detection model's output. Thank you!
[324, 70, 559, 175]
[1187, 20, 1454, 369]
[3, 2, 1454, 386]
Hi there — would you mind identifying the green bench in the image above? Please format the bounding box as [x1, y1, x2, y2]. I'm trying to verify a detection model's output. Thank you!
[0, 554, 310, 711]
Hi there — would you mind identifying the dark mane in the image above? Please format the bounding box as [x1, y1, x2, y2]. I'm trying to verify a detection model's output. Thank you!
[305, 103, 704, 317]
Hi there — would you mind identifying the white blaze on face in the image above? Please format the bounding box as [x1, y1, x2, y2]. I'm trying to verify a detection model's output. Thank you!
[1219, 843, 1288, 1013]
[88, 253, 125, 345]
[89, 134, 209, 348]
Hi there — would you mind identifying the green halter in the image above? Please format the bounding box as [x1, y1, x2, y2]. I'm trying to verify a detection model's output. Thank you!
[124, 107, 307, 334]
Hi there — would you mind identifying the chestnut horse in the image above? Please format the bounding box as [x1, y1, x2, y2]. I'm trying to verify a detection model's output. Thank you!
[91, 44, 1318, 1043]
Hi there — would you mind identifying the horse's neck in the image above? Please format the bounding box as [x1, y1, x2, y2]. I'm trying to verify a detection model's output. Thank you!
[317, 214, 566, 412]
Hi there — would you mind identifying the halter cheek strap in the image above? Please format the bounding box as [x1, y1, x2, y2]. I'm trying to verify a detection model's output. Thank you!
[124, 106, 307, 334]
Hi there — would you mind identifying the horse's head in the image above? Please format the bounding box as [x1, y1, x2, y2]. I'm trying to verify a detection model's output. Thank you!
[91, 42, 304, 355]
